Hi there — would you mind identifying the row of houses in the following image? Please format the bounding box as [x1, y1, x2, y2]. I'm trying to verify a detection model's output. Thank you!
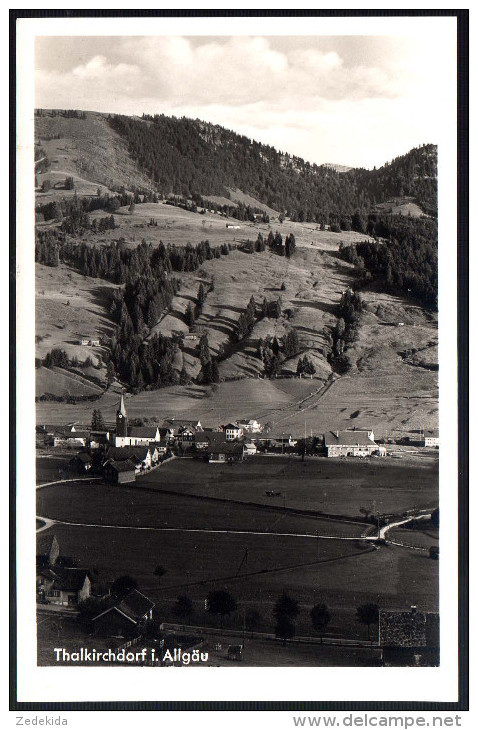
[39, 392, 438, 465]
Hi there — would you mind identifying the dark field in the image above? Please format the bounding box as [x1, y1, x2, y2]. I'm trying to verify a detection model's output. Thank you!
[36, 481, 365, 536]
[138, 455, 439, 518]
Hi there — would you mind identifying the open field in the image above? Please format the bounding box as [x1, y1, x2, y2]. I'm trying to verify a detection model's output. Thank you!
[35, 111, 153, 195]
[36, 368, 438, 439]
[138, 455, 439, 518]
[372, 197, 430, 218]
[37, 481, 366, 536]
[36, 262, 119, 394]
[37, 519, 438, 622]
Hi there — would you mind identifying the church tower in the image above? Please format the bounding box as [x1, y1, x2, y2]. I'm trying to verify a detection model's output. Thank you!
[116, 391, 128, 437]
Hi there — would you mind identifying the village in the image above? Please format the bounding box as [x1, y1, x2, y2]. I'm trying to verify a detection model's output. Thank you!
[37, 392, 439, 486]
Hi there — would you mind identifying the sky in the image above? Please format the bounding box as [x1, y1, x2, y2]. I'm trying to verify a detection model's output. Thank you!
[35, 34, 455, 169]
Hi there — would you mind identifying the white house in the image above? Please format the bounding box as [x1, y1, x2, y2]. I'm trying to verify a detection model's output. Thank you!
[237, 419, 262, 433]
[244, 442, 257, 456]
[37, 566, 91, 607]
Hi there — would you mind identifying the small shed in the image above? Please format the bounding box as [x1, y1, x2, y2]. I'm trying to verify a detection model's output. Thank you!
[103, 459, 136, 485]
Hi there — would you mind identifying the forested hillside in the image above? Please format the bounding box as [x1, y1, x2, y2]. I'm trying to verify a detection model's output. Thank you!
[109, 114, 437, 221]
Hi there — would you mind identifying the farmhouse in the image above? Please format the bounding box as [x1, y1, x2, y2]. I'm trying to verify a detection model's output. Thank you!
[105, 445, 153, 472]
[223, 422, 244, 441]
[244, 441, 257, 456]
[89, 430, 111, 449]
[379, 607, 439, 666]
[422, 429, 439, 448]
[92, 589, 155, 638]
[103, 459, 136, 485]
[324, 429, 385, 458]
[37, 566, 91, 607]
[155, 438, 169, 457]
[194, 431, 211, 451]
[209, 441, 244, 464]
[128, 425, 161, 444]
[162, 419, 203, 442]
[47, 424, 89, 448]
[78, 336, 100, 346]
[69, 452, 93, 474]
[237, 419, 262, 433]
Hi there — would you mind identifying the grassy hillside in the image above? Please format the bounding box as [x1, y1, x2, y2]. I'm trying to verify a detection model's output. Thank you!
[35, 111, 153, 196]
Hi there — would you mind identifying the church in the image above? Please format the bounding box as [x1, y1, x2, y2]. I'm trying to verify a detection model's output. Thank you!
[114, 392, 160, 447]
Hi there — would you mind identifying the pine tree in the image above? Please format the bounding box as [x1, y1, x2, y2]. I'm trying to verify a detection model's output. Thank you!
[91, 409, 105, 431]
[185, 302, 195, 327]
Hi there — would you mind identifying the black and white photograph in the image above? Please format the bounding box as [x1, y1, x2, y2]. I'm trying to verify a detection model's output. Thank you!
[13, 11, 466, 709]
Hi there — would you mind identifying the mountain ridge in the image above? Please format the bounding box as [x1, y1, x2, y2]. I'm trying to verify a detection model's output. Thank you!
[35, 109, 437, 220]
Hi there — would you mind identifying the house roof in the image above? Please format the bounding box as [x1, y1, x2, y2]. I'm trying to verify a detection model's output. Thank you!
[379, 610, 439, 648]
[204, 432, 228, 449]
[63, 428, 89, 438]
[324, 430, 376, 447]
[194, 432, 209, 443]
[129, 426, 159, 438]
[223, 422, 241, 430]
[118, 589, 155, 619]
[49, 429, 75, 439]
[162, 419, 202, 431]
[105, 459, 137, 473]
[39, 566, 89, 592]
[71, 452, 92, 463]
[211, 442, 244, 455]
[106, 446, 150, 460]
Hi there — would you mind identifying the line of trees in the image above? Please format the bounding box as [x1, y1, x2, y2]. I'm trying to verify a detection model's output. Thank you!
[327, 289, 364, 374]
[187, 587, 380, 645]
[266, 231, 296, 257]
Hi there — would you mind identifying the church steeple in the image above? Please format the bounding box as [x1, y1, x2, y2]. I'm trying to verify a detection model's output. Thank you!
[116, 391, 128, 437]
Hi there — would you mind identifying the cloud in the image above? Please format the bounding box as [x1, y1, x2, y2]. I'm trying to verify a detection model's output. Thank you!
[34, 35, 452, 167]
[72, 55, 140, 79]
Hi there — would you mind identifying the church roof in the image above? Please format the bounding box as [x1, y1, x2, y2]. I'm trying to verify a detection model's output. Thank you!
[129, 426, 158, 438]
[118, 392, 127, 417]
